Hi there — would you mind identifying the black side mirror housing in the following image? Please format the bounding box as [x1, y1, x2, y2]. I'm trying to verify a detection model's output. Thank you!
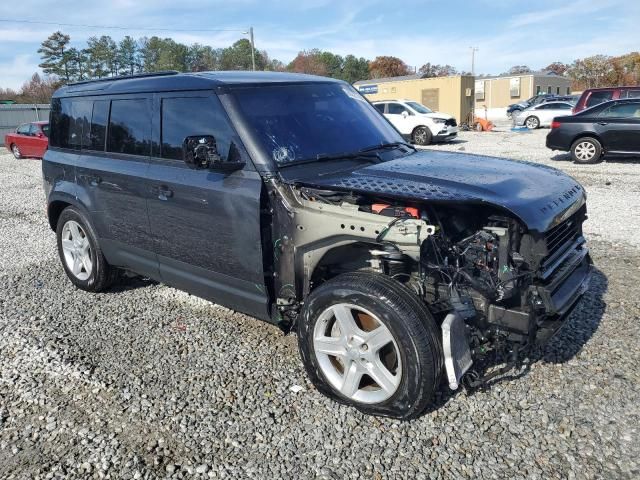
[183, 135, 245, 172]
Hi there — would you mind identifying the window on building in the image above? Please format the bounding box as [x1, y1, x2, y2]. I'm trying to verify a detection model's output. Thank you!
[567, 87, 571, 95]
[160, 96, 237, 161]
[536, 85, 541, 95]
[107, 99, 151, 156]
[556, 87, 560, 94]
[547, 86, 552, 94]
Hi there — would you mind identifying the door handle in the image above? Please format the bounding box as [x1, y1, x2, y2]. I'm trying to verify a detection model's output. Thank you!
[598, 121, 608, 126]
[154, 185, 173, 200]
[89, 175, 102, 186]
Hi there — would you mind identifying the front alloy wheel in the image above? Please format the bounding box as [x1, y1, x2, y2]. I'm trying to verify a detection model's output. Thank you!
[298, 272, 443, 419]
[313, 303, 401, 404]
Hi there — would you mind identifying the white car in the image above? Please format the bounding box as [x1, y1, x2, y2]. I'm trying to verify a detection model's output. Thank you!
[514, 101, 574, 129]
[372, 100, 458, 145]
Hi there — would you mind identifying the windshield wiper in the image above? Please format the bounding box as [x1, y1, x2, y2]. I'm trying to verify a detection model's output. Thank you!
[279, 150, 383, 168]
[358, 141, 416, 153]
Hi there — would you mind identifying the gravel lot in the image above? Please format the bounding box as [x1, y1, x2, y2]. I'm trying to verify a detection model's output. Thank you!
[1, 128, 639, 479]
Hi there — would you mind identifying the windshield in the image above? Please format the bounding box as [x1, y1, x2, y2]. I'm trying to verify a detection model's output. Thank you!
[228, 83, 403, 165]
[406, 101, 432, 114]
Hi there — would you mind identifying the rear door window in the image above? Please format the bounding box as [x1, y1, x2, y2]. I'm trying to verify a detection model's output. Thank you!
[373, 103, 386, 114]
[622, 90, 640, 99]
[88, 100, 109, 151]
[586, 91, 613, 108]
[16, 124, 30, 135]
[107, 99, 151, 156]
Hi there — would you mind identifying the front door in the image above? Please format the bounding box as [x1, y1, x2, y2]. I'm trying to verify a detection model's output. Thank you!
[386, 102, 414, 135]
[146, 92, 270, 321]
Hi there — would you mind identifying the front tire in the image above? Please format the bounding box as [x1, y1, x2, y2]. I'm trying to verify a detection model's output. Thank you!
[298, 272, 443, 419]
[56, 206, 118, 292]
[11, 144, 22, 159]
[571, 137, 602, 164]
[525, 116, 540, 129]
[412, 126, 433, 146]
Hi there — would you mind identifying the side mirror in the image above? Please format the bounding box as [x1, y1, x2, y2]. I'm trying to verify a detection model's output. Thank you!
[182, 135, 245, 172]
[37, 132, 44, 138]
[401, 111, 409, 118]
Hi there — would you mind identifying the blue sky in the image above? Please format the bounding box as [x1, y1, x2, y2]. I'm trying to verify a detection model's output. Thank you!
[1, 0, 638, 89]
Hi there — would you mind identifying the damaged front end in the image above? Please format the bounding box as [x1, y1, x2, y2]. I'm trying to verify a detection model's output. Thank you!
[267, 178, 592, 391]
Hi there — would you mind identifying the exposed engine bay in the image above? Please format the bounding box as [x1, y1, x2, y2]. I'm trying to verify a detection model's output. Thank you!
[270, 182, 591, 390]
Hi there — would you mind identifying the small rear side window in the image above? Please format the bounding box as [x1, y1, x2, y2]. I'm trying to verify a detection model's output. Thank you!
[624, 90, 640, 99]
[107, 99, 151, 156]
[586, 91, 613, 108]
[49, 98, 91, 149]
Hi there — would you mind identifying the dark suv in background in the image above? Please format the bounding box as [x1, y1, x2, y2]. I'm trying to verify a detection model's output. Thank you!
[43, 71, 592, 419]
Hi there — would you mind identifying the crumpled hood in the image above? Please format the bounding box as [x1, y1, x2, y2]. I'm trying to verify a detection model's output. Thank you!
[297, 150, 586, 232]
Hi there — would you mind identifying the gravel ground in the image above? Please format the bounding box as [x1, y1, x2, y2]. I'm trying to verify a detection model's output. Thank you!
[0, 129, 639, 479]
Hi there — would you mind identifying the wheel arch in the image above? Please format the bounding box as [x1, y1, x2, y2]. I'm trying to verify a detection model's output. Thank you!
[571, 131, 604, 149]
[47, 194, 88, 231]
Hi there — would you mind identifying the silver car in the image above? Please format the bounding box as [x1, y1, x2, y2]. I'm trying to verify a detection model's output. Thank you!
[514, 101, 574, 129]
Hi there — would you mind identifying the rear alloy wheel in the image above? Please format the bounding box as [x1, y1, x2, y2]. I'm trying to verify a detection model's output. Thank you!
[571, 137, 603, 164]
[56, 206, 118, 292]
[11, 144, 22, 159]
[412, 126, 432, 146]
[298, 272, 443, 419]
[525, 116, 540, 129]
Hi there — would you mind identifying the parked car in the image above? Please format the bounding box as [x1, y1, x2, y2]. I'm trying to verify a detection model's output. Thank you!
[372, 100, 458, 145]
[547, 98, 640, 163]
[43, 71, 591, 419]
[573, 86, 640, 114]
[506, 93, 555, 117]
[514, 101, 574, 129]
[4, 121, 49, 159]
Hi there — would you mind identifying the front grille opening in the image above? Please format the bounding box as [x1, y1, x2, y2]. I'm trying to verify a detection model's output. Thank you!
[541, 206, 585, 271]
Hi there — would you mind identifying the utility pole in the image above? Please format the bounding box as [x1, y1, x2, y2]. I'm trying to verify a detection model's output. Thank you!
[469, 47, 479, 126]
[470, 46, 479, 76]
[249, 27, 256, 71]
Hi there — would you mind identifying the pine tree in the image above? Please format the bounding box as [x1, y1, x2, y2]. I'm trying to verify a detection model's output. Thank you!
[38, 31, 72, 80]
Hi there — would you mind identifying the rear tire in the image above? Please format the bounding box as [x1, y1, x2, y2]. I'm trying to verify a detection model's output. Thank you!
[571, 137, 602, 164]
[11, 144, 22, 159]
[525, 116, 540, 129]
[298, 272, 443, 419]
[56, 206, 118, 292]
[412, 126, 432, 146]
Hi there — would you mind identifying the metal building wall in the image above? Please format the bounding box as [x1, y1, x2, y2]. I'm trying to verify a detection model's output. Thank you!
[0, 104, 50, 146]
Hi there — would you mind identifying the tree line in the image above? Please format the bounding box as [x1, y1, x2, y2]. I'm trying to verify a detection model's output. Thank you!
[1, 30, 638, 104]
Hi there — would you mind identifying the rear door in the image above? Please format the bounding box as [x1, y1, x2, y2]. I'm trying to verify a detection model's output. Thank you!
[146, 91, 270, 320]
[70, 96, 157, 278]
[597, 102, 640, 152]
[29, 124, 48, 157]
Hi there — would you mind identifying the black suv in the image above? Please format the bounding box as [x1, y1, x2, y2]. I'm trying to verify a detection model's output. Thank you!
[43, 71, 592, 419]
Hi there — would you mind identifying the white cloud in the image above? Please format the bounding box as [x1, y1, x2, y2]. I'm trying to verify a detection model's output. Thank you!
[0, 54, 41, 90]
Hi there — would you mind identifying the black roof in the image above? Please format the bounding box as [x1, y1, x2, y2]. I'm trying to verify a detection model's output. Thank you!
[53, 71, 343, 97]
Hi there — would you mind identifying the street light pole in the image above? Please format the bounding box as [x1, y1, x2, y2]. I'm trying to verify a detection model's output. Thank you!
[470, 46, 479, 76]
[470, 47, 479, 125]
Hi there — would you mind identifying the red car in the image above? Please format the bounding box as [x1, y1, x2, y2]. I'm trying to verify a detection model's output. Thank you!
[573, 86, 640, 113]
[4, 121, 49, 159]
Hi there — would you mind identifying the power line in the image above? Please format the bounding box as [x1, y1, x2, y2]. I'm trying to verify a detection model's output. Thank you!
[0, 18, 247, 33]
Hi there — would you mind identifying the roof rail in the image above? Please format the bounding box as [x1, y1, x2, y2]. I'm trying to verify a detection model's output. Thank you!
[67, 70, 180, 86]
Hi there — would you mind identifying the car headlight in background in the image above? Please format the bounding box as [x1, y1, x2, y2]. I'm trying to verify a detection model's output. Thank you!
[432, 118, 446, 124]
